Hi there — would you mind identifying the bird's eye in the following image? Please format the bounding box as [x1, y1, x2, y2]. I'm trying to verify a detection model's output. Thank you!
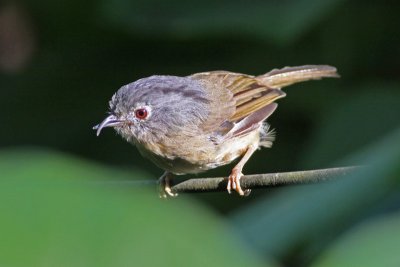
[135, 108, 148, 120]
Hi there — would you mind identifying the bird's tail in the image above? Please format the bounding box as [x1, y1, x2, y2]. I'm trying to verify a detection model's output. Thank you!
[256, 65, 339, 89]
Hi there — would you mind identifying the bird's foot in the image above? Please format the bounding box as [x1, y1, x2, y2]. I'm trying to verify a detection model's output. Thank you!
[227, 168, 251, 196]
[158, 172, 178, 198]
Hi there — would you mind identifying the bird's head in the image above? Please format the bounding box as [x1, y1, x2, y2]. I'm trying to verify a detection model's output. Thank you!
[93, 75, 210, 143]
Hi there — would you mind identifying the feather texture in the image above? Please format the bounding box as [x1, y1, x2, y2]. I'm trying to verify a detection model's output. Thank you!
[257, 65, 339, 88]
[190, 65, 338, 140]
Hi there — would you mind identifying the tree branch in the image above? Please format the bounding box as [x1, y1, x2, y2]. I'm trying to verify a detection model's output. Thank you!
[171, 166, 360, 194]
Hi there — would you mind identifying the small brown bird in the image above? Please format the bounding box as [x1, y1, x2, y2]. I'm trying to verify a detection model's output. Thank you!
[94, 65, 339, 197]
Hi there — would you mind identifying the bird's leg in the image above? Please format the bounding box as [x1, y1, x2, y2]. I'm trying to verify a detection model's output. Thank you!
[227, 144, 258, 196]
[158, 171, 178, 198]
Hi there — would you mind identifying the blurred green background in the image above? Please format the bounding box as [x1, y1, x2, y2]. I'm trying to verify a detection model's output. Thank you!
[1, 0, 400, 266]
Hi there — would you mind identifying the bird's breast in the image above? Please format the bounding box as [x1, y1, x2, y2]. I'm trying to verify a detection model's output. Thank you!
[132, 130, 260, 175]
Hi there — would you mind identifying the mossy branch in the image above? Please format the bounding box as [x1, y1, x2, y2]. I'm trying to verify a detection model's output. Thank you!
[96, 166, 360, 195]
[170, 166, 359, 194]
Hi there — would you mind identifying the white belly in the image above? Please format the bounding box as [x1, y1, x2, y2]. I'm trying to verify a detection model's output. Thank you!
[133, 128, 260, 175]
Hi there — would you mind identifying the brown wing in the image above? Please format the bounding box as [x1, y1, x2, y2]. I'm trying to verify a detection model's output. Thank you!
[191, 71, 285, 122]
[189, 65, 338, 138]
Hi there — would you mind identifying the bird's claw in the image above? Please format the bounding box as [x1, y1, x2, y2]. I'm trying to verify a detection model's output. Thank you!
[227, 168, 251, 196]
[158, 172, 178, 198]
[159, 184, 178, 198]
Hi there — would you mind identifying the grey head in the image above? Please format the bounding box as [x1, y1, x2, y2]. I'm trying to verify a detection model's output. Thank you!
[93, 75, 210, 143]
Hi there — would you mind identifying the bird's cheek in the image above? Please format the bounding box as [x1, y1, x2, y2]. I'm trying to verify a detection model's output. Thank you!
[115, 126, 134, 142]
[119, 118, 135, 130]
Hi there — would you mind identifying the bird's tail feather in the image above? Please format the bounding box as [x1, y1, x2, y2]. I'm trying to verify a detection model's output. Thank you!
[256, 65, 339, 89]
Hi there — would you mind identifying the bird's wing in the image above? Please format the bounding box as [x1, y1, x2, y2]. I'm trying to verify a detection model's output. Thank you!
[190, 65, 338, 139]
[190, 71, 284, 139]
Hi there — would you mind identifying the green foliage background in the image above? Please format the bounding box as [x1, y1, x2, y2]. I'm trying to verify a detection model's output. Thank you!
[1, 0, 399, 266]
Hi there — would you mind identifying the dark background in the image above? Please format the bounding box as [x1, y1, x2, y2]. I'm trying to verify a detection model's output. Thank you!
[1, 0, 400, 266]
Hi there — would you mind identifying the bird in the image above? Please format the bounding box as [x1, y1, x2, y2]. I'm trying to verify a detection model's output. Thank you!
[93, 65, 339, 197]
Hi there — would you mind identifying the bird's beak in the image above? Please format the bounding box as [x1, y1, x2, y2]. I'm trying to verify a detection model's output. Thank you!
[93, 114, 124, 136]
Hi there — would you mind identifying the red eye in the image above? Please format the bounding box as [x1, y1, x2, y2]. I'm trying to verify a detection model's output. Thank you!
[135, 108, 148, 120]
